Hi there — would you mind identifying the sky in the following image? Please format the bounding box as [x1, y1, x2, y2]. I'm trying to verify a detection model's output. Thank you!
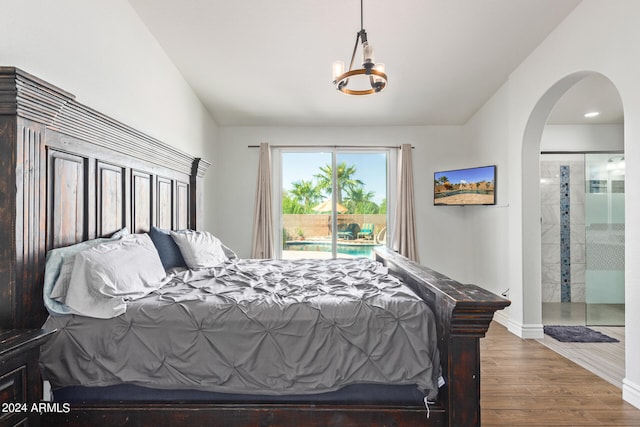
[282, 152, 387, 204]
[434, 165, 495, 185]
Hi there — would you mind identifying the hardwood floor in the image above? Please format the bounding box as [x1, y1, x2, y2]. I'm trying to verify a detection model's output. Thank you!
[480, 323, 640, 426]
[537, 326, 625, 388]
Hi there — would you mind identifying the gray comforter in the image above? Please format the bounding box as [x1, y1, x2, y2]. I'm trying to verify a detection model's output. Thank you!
[40, 258, 442, 399]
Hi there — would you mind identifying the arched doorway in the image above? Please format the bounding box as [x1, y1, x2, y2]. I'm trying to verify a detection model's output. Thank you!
[522, 71, 625, 382]
[541, 73, 624, 326]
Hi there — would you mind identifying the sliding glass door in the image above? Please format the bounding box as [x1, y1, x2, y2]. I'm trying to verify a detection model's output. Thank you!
[277, 149, 390, 260]
[585, 153, 625, 326]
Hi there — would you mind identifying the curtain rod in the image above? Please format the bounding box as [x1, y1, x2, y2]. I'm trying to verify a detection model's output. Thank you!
[248, 144, 413, 149]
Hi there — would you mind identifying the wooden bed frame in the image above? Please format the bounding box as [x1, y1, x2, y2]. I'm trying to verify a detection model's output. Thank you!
[0, 67, 510, 427]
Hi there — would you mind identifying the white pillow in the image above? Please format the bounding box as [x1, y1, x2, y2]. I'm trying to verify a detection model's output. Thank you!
[44, 227, 130, 315]
[170, 230, 227, 269]
[50, 255, 76, 302]
[64, 233, 166, 319]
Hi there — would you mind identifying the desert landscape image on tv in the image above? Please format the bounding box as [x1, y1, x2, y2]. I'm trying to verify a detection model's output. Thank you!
[434, 165, 496, 205]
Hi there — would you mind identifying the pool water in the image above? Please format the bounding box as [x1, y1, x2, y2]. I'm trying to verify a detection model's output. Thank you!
[284, 241, 380, 258]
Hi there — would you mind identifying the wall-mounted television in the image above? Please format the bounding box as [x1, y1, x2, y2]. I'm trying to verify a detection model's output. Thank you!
[434, 165, 496, 206]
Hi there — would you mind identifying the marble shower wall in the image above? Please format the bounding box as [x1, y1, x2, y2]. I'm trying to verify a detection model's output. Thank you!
[540, 155, 586, 303]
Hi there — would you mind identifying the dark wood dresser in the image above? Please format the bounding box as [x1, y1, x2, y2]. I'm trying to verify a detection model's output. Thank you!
[0, 329, 54, 426]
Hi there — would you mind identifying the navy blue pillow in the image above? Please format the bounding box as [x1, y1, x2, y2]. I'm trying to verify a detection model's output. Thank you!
[148, 226, 187, 270]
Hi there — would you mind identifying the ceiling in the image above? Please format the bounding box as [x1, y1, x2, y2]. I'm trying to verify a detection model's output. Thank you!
[546, 73, 624, 125]
[129, 0, 621, 127]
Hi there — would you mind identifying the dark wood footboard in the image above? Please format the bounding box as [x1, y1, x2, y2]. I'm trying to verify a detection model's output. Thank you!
[43, 403, 444, 427]
[375, 246, 511, 427]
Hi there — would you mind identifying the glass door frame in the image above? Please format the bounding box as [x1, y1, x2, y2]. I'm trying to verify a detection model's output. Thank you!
[272, 146, 397, 260]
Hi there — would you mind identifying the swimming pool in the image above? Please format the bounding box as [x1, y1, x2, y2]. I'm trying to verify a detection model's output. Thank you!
[284, 241, 380, 258]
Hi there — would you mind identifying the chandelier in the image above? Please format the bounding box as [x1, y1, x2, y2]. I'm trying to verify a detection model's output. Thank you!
[332, 0, 387, 95]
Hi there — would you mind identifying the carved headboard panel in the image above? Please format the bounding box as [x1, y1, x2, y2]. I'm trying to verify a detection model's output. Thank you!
[0, 67, 210, 329]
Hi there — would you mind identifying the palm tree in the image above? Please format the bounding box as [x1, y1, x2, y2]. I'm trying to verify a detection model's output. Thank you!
[314, 162, 364, 205]
[282, 193, 304, 214]
[289, 179, 322, 213]
[379, 197, 387, 214]
[344, 187, 379, 214]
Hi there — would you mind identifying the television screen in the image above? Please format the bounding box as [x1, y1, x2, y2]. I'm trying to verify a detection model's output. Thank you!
[434, 165, 496, 206]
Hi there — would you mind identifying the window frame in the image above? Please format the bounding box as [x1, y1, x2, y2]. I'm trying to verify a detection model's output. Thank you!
[272, 146, 397, 259]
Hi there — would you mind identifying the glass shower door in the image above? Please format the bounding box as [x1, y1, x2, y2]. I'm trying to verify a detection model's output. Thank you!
[584, 153, 625, 326]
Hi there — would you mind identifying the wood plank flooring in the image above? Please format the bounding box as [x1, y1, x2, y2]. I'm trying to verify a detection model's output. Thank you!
[480, 323, 640, 426]
[537, 326, 625, 388]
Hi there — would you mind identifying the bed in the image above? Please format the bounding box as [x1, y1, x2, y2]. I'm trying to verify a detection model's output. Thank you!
[0, 67, 510, 426]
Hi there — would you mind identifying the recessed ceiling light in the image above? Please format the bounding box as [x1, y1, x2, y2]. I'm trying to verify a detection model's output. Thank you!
[584, 111, 600, 118]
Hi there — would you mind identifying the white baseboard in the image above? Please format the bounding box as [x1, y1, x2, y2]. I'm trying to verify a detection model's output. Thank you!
[492, 311, 544, 339]
[493, 310, 510, 328]
[506, 319, 544, 339]
[623, 378, 640, 410]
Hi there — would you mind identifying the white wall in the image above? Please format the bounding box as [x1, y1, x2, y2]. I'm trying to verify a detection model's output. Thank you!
[462, 0, 640, 409]
[542, 124, 624, 152]
[0, 0, 219, 231]
[215, 125, 475, 279]
[459, 83, 511, 300]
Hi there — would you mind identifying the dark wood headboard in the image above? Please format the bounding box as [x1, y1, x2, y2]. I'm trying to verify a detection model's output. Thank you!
[0, 67, 211, 329]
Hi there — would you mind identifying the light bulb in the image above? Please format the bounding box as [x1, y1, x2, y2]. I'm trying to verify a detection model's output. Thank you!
[362, 42, 374, 66]
[332, 61, 345, 81]
[373, 63, 385, 83]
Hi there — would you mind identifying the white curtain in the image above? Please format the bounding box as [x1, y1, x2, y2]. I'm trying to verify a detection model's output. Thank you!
[251, 143, 274, 258]
[392, 144, 419, 262]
